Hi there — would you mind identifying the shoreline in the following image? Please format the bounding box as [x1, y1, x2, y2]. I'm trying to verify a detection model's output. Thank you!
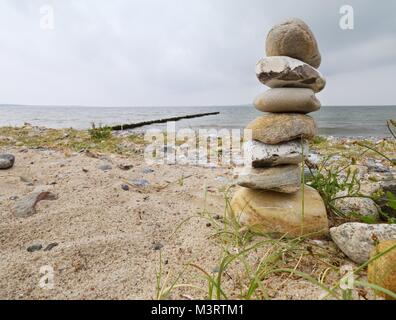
[1, 104, 394, 137]
[0, 123, 394, 140]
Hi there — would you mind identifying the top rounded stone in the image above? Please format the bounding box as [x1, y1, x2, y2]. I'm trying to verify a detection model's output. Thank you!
[266, 18, 321, 68]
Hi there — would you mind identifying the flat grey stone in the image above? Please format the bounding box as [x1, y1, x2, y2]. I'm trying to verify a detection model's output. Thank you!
[244, 140, 308, 167]
[236, 165, 301, 193]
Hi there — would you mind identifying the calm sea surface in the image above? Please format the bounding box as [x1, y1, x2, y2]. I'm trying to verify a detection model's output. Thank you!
[0, 105, 395, 137]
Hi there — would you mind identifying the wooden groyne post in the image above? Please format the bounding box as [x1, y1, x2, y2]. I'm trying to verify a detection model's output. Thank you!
[110, 112, 219, 131]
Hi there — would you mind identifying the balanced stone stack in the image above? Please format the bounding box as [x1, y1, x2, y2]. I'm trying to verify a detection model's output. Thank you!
[231, 18, 328, 238]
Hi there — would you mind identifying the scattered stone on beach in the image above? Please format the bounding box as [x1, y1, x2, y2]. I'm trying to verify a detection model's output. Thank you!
[368, 239, 396, 300]
[143, 168, 155, 174]
[129, 179, 150, 187]
[369, 172, 395, 182]
[118, 163, 134, 171]
[330, 223, 396, 264]
[83, 149, 99, 159]
[0, 154, 15, 170]
[98, 164, 112, 171]
[245, 140, 308, 167]
[20, 176, 35, 186]
[254, 88, 321, 114]
[345, 165, 369, 179]
[0, 135, 16, 144]
[153, 242, 163, 251]
[255, 56, 325, 93]
[20, 176, 32, 183]
[212, 266, 220, 273]
[266, 18, 321, 68]
[121, 184, 130, 191]
[27, 244, 43, 252]
[364, 159, 392, 173]
[376, 182, 396, 219]
[304, 167, 317, 180]
[306, 152, 322, 166]
[44, 242, 59, 251]
[334, 196, 380, 219]
[246, 113, 317, 144]
[12, 189, 58, 218]
[230, 186, 328, 238]
[236, 165, 301, 193]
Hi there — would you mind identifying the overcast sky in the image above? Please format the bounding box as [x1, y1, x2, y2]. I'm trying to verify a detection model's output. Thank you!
[0, 0, 395, 107]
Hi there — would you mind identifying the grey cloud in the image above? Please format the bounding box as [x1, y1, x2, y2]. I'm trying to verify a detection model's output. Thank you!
[0, 0, 395, 106]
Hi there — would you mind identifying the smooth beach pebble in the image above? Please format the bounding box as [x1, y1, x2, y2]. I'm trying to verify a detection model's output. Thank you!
[230, 186, 328, 238]
[254, 88, 321, 114]
[98, 164, 112, 171]
[130, 179, 150, 187]
[255, 56, 326, 93]
[0, 154, 15, 170]
[153, 243, 163, 251]
[27, 244, 43, 252]
[121, 184, 130, 191]
[246, 113, 317, 144]
[266, 17, 321, 68]
[44, 243, 59, 251]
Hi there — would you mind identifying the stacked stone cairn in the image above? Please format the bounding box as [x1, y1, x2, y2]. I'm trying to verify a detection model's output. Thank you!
[231, 18, 329, 238]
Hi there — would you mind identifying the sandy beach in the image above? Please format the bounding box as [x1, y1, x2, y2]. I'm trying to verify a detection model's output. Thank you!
[1, 125, 395, 300]
[0, 146, 224, 299]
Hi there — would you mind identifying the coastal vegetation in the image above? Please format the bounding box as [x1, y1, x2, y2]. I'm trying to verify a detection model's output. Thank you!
[1, 122, 395, 300]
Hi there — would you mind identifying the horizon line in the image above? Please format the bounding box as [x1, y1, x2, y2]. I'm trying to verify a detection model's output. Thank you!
[1, 104, 395, 108]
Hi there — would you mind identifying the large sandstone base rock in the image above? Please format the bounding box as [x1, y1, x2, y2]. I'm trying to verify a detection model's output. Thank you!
[368, 239, 396, 300]
[230, 186, 328, 238]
